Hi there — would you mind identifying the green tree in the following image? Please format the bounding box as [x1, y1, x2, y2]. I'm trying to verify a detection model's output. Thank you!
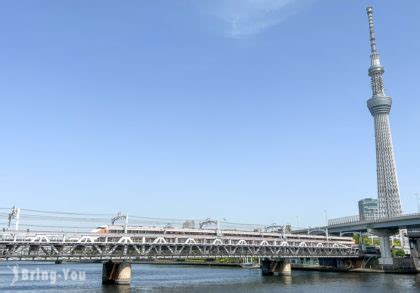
[353, 234, 360, 244]
[363, 236, 372, 246]
[393, 239, 401, 247]
[392, 249, 405, 257]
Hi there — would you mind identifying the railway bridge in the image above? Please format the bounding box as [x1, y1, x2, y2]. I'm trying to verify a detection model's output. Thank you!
[0, 227, 358, 284]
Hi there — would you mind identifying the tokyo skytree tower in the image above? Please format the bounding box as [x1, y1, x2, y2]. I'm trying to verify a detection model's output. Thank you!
[366, 7, 402, 218]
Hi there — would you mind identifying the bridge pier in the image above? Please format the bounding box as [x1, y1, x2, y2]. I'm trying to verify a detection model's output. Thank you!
[261, 258, 291, 276]
[369, 228, 398, 266]
[409, 235, 420, 271]
[409, 238, 420, 257]
[102, 260, 131, 285]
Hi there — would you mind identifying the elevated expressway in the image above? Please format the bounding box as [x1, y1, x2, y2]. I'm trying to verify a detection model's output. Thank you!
[292, 213, 420, 267]
[293, 213, 420, 235]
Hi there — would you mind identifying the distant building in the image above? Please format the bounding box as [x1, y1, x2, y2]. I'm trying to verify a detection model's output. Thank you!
[182, 220, 195, 229]
[358, 198, 378, 221]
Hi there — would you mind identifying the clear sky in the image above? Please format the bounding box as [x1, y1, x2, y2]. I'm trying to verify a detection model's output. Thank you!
[0, 0, 419, 227]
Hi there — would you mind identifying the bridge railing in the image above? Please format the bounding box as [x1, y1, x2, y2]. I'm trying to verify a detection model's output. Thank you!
[328, 215, 360, 226]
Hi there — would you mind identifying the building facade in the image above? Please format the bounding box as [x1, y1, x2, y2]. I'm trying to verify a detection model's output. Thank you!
[358, 198, 378, 221]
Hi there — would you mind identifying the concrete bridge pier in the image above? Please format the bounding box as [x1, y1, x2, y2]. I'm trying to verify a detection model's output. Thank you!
[409, 238, 420, 257]
[409, 237, 420, 271]
[102, 260, 132, 285]
[369, 228, 398, 266]
[261, 258, 291, 276]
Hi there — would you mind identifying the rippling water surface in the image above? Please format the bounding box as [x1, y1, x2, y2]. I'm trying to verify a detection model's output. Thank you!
[0, 262, 419, 292]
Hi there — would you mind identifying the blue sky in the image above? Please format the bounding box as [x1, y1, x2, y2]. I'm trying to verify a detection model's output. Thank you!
[0, 0, 419, 227]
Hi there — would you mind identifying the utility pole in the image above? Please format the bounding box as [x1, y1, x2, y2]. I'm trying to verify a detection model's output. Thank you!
[8, 207, 20, 231]
[111, 212, 128, 234]
[124, 214, 129, 234]
[324, 209, 329, 240]
[15, 208, 20, 231]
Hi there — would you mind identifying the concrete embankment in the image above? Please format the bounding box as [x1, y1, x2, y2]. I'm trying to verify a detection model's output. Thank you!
[291, 264, 417, 274]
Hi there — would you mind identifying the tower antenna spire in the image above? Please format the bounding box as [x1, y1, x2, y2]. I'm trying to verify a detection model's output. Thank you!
[366, 6, 385, 96]
[366, 7, 377, 54]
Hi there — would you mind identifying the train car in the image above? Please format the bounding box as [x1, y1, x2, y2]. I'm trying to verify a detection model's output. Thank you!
[91, 224, 355, 246]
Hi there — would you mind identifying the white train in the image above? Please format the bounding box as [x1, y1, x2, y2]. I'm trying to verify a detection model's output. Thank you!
[91, 225, 355, 246]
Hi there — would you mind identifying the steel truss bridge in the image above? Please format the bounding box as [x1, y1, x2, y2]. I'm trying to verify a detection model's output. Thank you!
[0, 231, 358, 261]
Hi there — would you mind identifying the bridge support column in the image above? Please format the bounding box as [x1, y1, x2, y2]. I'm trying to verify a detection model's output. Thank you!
[261, 258, 291, 276]
[409, 237, 420, 271]
[409, 238, 420, 257]
[102, 261, 131, 285]
[369, 228, 398, 266]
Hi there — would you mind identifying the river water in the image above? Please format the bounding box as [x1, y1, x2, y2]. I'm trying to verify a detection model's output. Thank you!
[0, 262, 419, 292]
